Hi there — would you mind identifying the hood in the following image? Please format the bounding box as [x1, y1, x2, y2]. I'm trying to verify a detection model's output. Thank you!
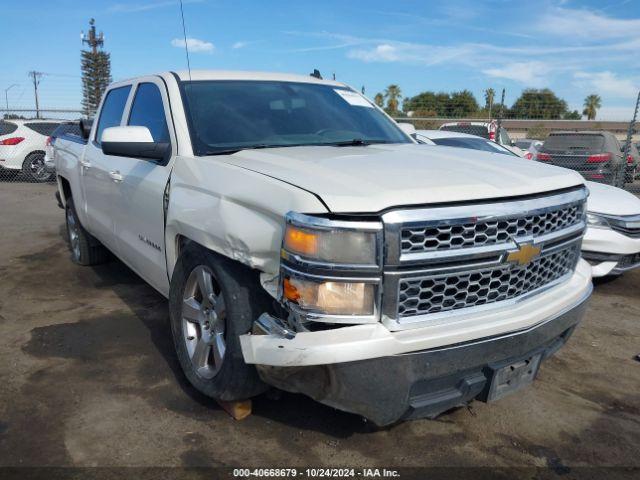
[218, 144, 585, 213]
[586, 181, 640, 216]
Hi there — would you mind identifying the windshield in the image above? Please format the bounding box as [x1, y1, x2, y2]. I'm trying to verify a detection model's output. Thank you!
[431, 137, 516, 156]
[440, 124, 490, 138]
[181, 80, 410, 155]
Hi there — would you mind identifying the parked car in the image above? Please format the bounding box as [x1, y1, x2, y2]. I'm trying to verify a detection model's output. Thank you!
[582, 181, 640, 277]
[44, 122, 83, 173]
[438, 121, 526, 157]
[535, 131, 626, 187]
[0, 119, 63, 182]
[515, 139, 544, 160]
[413, 133, 639, 278]
[415, 129, 517, 156]
[54, 71, 591, 426]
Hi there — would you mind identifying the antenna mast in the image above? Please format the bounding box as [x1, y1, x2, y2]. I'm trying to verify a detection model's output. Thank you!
[178, 0, 192, 82]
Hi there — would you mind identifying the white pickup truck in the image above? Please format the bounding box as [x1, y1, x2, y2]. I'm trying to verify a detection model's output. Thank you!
[54, 70, 592, 425]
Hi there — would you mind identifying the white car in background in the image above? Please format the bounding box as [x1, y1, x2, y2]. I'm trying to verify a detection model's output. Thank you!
[415, 129, 517, 156]
[438, 121, 526, 157]
[415, 130, 640, 278]
[583, 181, 640, 277]
[0, 119, 63, 182]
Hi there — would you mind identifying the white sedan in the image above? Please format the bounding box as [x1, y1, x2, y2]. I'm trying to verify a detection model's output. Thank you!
[415, 129, 640, 278]
[0, 119, 62, 182]
[583, 181, 640, 277]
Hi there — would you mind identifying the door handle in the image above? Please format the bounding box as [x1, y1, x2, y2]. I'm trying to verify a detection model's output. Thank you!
[79, 160, 91, 169]
[109, 170, 124, 182]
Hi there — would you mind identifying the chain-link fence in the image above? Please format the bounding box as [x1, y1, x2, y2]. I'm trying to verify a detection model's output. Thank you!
[1, 109, 83, 183]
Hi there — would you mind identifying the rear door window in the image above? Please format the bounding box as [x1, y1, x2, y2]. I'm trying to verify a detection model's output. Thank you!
[95, 85, 132, 144]
[25, 122, 60, 136]
[0, 121, 18, 136]
[543, 134, 605, 152]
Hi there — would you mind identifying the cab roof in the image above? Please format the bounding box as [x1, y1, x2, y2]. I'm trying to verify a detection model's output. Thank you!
[170, 70, 345, 87]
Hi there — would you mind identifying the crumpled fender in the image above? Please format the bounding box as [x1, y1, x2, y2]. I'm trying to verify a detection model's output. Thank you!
[164, 155, 328, 283]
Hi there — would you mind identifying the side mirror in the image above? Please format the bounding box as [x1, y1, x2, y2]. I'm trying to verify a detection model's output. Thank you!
[398, 122, 416, 138]
[79, 118, 93, 140]
[511, 139, 516, 146]
[101, 126, 169, 161]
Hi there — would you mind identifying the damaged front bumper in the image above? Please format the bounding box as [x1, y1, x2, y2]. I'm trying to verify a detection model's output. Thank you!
[240, 263, 592, 425]
[256, 292, 588, 426]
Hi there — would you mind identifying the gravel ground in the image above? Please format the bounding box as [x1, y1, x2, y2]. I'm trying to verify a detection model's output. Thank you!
[0, 182, 638, 477]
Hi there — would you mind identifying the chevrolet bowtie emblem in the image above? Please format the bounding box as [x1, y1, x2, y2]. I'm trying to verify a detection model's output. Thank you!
[506, 243, 541, 266]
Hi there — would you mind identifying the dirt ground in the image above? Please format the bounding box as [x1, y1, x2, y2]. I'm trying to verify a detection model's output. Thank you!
[0, 182, 638, 475]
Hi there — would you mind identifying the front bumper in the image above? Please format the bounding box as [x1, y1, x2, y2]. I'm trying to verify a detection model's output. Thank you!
[582, 226, 640, 277]
[240, 260, 592, 366]
[257, 286, 590, 425]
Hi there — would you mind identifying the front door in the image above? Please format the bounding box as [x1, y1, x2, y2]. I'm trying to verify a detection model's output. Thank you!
[109, 80, 174, 295]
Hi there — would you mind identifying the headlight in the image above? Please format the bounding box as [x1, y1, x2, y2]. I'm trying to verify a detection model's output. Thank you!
[283, 222, 378, 265]
[586, 213, 610, 228]
[280, 212, 382, 322]
[283, 276, 375, 316]
[282, 212, 382, 266]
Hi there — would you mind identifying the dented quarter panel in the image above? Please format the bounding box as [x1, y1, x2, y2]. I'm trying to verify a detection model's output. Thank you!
[165, 155, 328, 281]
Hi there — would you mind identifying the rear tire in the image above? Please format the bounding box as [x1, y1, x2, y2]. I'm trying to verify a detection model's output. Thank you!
[65, 198, 109, 265]
[22, 152, 54, 183]
[169, 243, 270, 401]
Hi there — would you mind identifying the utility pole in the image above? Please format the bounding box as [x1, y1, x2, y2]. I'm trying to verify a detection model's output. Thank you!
[495, 88, 506, 142]
[28, 71, 43, 119]
[4, 84, 18, 110]
[81, 18, 104, 53]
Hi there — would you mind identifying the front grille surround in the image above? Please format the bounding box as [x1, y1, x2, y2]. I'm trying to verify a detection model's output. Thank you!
[381, 187, 588, 329]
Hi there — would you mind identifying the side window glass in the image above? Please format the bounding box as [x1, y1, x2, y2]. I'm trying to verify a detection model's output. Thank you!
[95, 86, 132, 144]
[127, 83, 170, 143]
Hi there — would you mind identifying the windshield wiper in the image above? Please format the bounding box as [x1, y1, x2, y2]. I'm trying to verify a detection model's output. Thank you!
[202, 139, 394, 155]
[326, 139, 392, 147]
[202, 144, 285, 156]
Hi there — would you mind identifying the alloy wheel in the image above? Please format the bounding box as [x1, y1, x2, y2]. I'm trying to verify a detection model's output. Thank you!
[181, 265, 227, 379]
[66, 208, 81, 261]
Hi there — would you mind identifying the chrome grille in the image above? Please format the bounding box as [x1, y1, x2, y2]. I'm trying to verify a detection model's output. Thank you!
[397, 245, 579, 318]
[381, 187, 588, 328]
[401, 203, 583, 254]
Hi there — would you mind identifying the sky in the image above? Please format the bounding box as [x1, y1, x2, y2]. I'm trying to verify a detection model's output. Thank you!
[1, 0, 639, 120]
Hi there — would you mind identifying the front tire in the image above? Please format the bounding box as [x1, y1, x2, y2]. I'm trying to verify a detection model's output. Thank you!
[169, 244, 270, 401]
[65, 198, 109, 265]
[22, 152, 53, 183]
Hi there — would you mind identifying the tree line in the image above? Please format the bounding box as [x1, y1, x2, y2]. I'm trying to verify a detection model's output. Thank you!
[374, 85, 602, 121]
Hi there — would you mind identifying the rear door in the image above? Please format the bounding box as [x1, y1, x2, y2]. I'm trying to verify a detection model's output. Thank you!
[81, 85, 132, 248]
[110, 79, 175, 294]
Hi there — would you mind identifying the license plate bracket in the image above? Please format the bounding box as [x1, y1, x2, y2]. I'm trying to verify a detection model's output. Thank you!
[486, 353, 542, 402]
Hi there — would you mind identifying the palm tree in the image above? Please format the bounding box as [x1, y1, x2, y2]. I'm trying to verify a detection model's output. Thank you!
[484, 88, 495, 117]
[384, 85, 402, 114]
[374, 93, 384, 108]
[583, 94, 602, 120]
